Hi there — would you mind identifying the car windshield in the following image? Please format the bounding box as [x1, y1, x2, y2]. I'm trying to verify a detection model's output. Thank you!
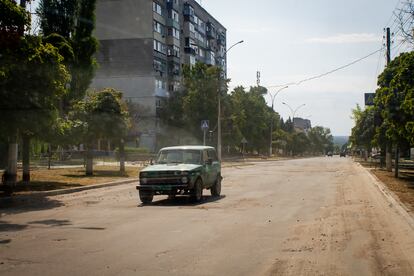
[156, 150, 202, 165]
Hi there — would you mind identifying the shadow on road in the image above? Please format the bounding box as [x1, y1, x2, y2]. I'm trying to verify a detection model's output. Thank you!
[139, 195, 226, 207]
[28, 219, 72, 227]
[0, 196, 64, 215]
[0, 220, 28, 232]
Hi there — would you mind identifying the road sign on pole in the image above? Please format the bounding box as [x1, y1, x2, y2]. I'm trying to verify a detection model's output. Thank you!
[201, 120, 209, 130]
[201, 120, 209, 146]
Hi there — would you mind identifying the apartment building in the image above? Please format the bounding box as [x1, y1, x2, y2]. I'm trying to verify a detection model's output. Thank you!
[293, 117, 312, 133]
[92, 0, 227, 151]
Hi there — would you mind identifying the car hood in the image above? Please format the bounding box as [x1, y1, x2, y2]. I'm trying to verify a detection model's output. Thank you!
[141, 164, 202, 172]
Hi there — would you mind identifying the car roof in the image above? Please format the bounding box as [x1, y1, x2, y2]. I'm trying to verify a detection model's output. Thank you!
[160, 145, 215, 151]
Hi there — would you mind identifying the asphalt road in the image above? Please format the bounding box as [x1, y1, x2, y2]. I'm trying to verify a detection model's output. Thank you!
[1, 157, 414, 275]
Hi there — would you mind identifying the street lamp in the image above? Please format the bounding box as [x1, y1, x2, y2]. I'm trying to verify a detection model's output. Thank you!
[268, 86, 289, 156]
[282, 102, 306, 120]
[217, 40, 244, 161]
[282, 102, 306, 131]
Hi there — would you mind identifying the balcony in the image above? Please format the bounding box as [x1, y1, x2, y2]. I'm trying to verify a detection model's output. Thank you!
[183, 4, 195, 22]
[166, 18, 180, 30]
[166, 0, 179, 11]
[206, 22, 216, 39]
[184, 47, 196, 55]
[217, 35, 226, 46]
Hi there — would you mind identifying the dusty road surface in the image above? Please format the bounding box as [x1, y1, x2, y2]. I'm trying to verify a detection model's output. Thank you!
[2, 157, 414, 275]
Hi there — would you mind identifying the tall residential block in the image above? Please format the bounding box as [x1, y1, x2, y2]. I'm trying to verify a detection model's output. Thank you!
[92, 0, 227, 151]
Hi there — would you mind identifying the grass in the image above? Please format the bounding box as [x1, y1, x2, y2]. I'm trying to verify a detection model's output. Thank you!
[8, 166, 139, 193]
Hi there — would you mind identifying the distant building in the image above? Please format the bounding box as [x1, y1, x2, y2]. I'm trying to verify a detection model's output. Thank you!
[92, 0, 227, 152]
[293, 117, 311, 132]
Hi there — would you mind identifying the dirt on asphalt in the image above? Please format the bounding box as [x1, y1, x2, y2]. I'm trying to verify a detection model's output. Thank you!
[2, 157, 414, 275]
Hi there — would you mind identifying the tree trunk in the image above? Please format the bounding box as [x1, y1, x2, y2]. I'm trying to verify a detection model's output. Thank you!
[4, 140, 18, 185]
[386, 143, 392, 172]
[22, 135, 30, 183]
[119, 139, 125, 173]
[85, 144, 94, 176]
[395, 146, 399, 178]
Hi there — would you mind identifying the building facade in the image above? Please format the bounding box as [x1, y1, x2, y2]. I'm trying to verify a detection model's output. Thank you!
[92, 0, 227, 152]
[293, 117, 312, 133]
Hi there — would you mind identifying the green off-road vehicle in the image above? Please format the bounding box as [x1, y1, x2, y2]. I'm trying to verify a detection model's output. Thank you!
[136, 146, 222, 204]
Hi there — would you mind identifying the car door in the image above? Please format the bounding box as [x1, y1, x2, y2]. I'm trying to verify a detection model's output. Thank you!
[201, 150, 212, 187]
[207, 149, 219, 187]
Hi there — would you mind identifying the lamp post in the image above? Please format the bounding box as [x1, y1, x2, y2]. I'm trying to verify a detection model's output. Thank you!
[282, 102, 306, 120]
[282, 102, 306, 130]
[268, 86, 288, 156]
[217, 40, 244, 162]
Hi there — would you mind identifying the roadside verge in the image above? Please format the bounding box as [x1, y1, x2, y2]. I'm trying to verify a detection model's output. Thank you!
[357, 162, 414, 230]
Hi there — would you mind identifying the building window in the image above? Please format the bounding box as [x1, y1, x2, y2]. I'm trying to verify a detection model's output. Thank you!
[170, 9, 179, 22]
[168, 27, 180, 39]
[153, 39, 167, 54]
[153, 2, 162, 15]
[153, 20, 164, 34]
[190, 56, 196, 66]
[189, 22, 195, 33]
[155, 79, 166, 89]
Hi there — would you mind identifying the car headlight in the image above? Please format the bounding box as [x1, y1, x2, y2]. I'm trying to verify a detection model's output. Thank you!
[181, 177, 189, 184]
[181, 171, 189, 176]
[140, 178, 147, 184]
[140, 172, 148, 177]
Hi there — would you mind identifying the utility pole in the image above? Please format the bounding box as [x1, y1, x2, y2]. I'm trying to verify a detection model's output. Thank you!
[385, 27, 393, 173]
[257, 71, 261, 86]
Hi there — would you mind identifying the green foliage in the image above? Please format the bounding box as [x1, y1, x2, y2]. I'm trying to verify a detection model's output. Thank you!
[350, 106, 375, 150]
[37, 0, 79, 38]
[0, 0, 30, 46]
[70, 88, 130, 144]
[69, 0, 98, 104]
[38, 0, 98, 107]
[228, 86, 274, 152]
[0, 35, 69, 140]
[307, 126, 334, 154]
[375, 52, 414, 146]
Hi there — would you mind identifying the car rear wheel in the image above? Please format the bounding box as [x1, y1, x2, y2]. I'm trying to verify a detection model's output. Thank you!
[191, 179, 203, 202]
[211, 175, 221, 197]
[139, 191, 153, 204]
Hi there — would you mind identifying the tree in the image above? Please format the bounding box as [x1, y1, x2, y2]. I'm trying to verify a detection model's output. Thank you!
[229, 86, 273, 153]
[161, 63, 224, 145]
[374, 51, 414, 176]
[350, 106, 376, 155]
[375, 53, 413, 145]
[71, 88, 130, 175]
[38, 0, 98, 109]
[1, 1, 69, 185]
[307, 126, 334, 155]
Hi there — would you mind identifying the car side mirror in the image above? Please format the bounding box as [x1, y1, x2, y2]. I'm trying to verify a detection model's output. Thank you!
[150, 159, 154, 165]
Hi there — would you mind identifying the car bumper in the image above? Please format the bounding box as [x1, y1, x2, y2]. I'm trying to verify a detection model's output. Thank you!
[136, 184, 190, 192]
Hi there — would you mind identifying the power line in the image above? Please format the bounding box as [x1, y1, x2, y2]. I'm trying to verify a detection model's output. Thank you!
[385, 0, 402, 27]
[266, 47, 384, 89]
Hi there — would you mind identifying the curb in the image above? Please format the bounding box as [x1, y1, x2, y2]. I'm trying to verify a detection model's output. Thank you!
[357, 163, 414, 230]
[0, 178, 139, 203]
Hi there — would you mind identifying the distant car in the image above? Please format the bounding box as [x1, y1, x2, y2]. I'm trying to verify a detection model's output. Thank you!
[327, 152, 333, 157]
[136, 146, 222, 204]
[340, 152, 346, 157]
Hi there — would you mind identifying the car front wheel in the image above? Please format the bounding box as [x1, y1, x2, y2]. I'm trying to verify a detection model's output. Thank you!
[191, 179, 203, 202]
[139, 191, 153, 204]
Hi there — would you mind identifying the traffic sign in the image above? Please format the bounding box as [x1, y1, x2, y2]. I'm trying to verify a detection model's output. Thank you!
[365, 93, 375, 106]
[201, 120, 209, 130]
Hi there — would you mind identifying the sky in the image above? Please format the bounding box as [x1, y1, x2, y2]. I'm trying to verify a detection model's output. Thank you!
[197, 0, 411, 136]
